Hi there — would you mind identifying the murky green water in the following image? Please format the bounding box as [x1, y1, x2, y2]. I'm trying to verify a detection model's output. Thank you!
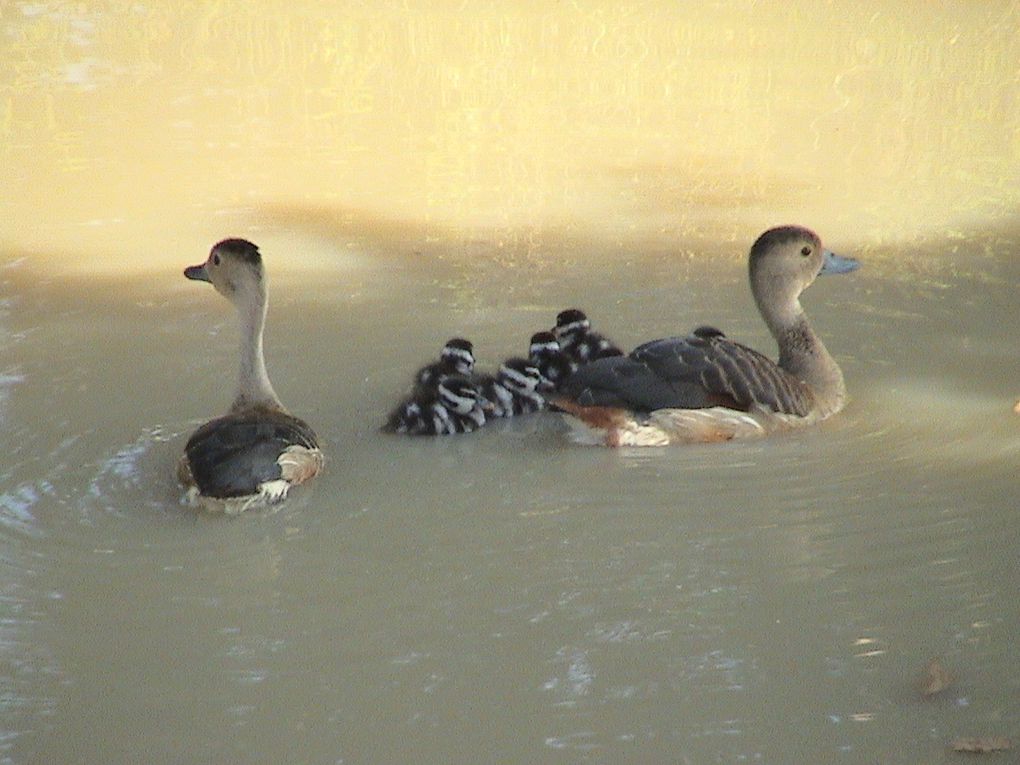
[2, 2, 1018, 763]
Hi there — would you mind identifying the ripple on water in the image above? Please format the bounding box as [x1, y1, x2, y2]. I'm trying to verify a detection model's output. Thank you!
[0, 593, 61, 760]
[81, 424, 188, 522]
[0, 481, 54, 540]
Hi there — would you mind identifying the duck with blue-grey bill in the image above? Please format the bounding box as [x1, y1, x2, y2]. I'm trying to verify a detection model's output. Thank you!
[553, 226, 860, 446]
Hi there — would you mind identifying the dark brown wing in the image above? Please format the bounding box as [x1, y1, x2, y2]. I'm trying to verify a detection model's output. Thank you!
[560, 331, 814, 416]
[631, 333, 815, 415]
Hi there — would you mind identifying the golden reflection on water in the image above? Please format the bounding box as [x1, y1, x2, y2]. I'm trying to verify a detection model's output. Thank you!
[1, 1, 1018, 272]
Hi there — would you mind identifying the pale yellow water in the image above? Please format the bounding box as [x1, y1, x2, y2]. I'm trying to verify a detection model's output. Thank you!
[1, 3, 1018, 764]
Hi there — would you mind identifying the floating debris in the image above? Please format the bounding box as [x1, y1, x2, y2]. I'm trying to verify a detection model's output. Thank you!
[1013, 398, 1020, 415]
[920, 657, 953, 698]
[950, 737, 1011, 753]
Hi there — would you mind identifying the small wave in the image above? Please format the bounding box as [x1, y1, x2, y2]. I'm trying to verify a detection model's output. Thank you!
[0, 482, 50, 538]
[83, 425, 184, 519]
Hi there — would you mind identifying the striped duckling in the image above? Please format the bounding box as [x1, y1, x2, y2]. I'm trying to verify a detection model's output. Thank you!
[553, 308, 624, 365]
[553, 226, 860, 446]
[414, 337, 475, 390]
[477, 358, 545, 417]
[527, 331, 576, 393]
[383, 375, 487, 435]
[178, 239, 323, 512]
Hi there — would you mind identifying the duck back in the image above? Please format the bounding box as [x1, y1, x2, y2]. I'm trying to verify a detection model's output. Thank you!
[183, 408, 320, 498]
[631, 334, 815, 416]
[561, 331, 814, 416]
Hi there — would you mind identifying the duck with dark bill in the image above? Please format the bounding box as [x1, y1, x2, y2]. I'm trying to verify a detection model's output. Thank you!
[177, 239, 323, 513]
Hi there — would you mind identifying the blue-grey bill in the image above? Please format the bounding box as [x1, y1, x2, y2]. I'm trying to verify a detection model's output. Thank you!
[819, 250, 860, 275]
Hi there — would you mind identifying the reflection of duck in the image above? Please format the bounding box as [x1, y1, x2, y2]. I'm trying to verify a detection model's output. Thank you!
[477, 358, 545, 417]
[383, 375, 487, 435]
[414, 338, 475, 390]
[528, 331, 575, 393]
[554, 226, 860, 446]
[178, 239, 323, 511]
[553, 308, 624, 364]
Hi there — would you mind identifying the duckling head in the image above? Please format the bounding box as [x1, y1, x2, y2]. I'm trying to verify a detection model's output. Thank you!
[440, 338, 475, 376]
[529, 331, 560, 358]
[553, 309, 590, 345]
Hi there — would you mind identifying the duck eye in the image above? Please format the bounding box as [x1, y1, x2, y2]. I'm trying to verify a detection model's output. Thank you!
[800, 246, 812, 257]
[212, 253, 221, 266]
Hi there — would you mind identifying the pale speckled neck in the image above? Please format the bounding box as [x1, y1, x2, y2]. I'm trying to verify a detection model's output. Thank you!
[755, 288, 846, 417]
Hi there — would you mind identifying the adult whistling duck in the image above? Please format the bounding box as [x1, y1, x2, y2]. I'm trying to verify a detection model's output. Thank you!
[177, 239, 323, 511]
[553, 226, 859, 446]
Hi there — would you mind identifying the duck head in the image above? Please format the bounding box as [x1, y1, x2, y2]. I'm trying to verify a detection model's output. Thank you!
[185, 238, 266, 305]
[748, 226, 859, 308]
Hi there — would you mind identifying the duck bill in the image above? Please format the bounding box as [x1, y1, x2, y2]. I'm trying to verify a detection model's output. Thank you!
[184, 264, 211, 282]
[819, 250, 860, 275]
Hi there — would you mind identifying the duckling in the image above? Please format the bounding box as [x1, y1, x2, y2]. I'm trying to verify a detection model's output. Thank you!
[527, 331, 576, 393]
[553, 308, 624, 364]
[690, 325, 726, 340]
[477, 358, 545, 417]
[177, 240, 323, 512]
[553, 226, 860, 446]
[383, 375, 487, 435]
[414, 337, 475, 390]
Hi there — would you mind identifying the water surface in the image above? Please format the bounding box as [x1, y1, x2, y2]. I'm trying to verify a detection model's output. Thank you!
[1, 3, 1018, 764]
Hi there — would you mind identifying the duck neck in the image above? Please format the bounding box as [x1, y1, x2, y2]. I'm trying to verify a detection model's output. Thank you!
[231, 286, 282, 412]
[759, 295, 846, 413]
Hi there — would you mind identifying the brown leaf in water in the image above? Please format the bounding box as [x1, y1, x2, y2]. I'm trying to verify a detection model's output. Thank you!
[950, 737, 1012, 753]
[1013, 398, 1020, 414]
[920, 657, 953, 698]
